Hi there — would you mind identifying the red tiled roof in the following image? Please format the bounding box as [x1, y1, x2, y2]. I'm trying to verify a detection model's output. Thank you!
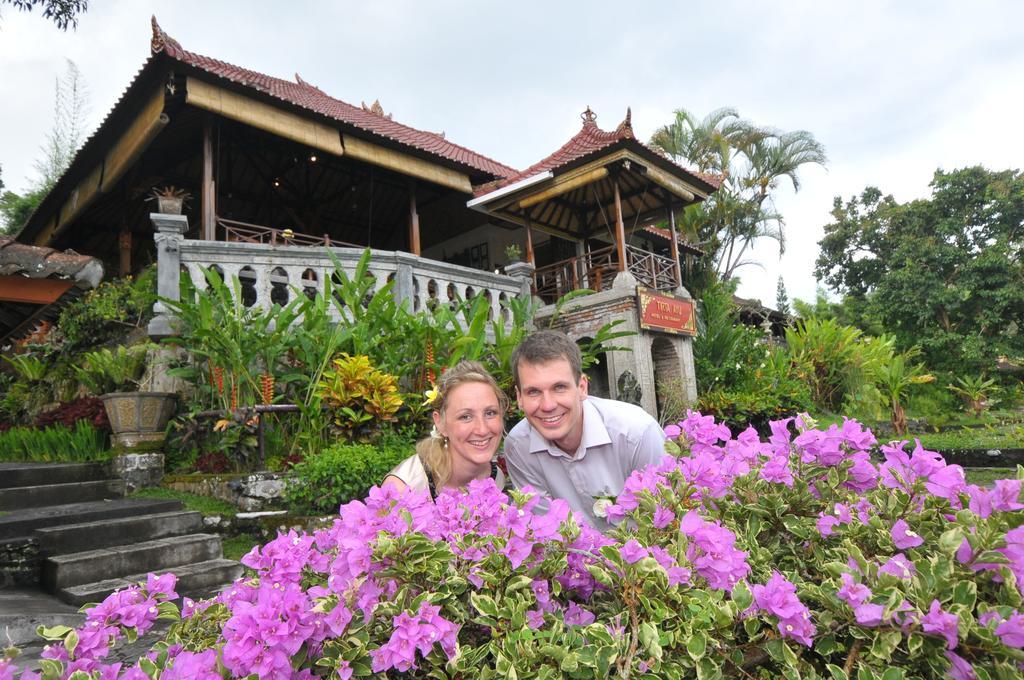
[640, 225, 705, 255]
[151, 18, 517, 181]
[475, 107, 721, 196]
[0, 236, 103, 286]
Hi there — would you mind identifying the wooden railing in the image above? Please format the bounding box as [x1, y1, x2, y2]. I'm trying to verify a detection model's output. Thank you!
[533, 245, 618, 302]
[533, 244, 679, 301]
[217, 218, 361, 249]
[626, 244, 679, 292]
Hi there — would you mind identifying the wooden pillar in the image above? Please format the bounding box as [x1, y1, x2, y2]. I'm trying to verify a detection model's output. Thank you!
[408, 181, 421, 256]
[201, 118, 216, 241]
[118, 230, 132, 277]
[523, 211, 535, 265]
[613, 174, 626, 272]
[667, 201, 682, 288]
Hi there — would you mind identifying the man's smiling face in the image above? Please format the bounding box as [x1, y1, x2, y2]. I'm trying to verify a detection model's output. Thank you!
[515, 358, 588, 454]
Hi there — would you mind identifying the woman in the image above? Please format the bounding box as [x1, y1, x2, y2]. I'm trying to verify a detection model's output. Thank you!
[383, 360, 508, 498]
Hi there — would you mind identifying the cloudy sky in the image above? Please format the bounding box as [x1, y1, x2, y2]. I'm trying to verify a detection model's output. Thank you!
[2, 1, 1022, 305]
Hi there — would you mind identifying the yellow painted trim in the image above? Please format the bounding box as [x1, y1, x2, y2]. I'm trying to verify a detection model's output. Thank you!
[102, 87, 168, 192]
[342, 134, 472, 194]
[643, 163, 699, 203]
[518, 167, 609, 209]
[56, 163, 104, 233]
[186, 77, 344, 156]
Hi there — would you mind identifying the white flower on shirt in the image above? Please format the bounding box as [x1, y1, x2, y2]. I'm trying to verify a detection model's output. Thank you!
[592, 498, 613, 519]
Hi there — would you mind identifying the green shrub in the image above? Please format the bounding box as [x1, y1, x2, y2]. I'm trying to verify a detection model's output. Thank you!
[695, 379, 812, 435]
[0, 421, 108, 462]
[56, 266, 156, 351]
[284, 435, 414, 514]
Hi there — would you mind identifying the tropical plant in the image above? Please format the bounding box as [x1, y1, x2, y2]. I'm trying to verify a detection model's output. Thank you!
[650, 107, 826, 292]
[691, 278, 768, 395]
[0, 420, 107, 462]
[870, 347, 935, 436]
[55, 266, 157, 352]
[948, 375, 1000, 417]
[317, 353, 404, 440]
[74, 343, 152, 394]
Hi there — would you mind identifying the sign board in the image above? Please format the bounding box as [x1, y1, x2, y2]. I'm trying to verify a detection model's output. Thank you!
[637, 287, 696, 336]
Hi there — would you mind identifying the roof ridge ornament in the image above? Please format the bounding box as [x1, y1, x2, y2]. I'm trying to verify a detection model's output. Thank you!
[150, 16, 183, 57]
[361, 99, 392, 120]
[615, 107, 634, 139]
[294, 73, 324, 92]
[150, 15, 166, 53]
[581, 106, 598, 127]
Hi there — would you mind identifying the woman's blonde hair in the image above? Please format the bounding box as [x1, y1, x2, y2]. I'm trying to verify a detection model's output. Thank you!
[416, 360, 508, 489]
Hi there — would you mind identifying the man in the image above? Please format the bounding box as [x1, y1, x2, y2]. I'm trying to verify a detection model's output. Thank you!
[503, 330, 668, 531]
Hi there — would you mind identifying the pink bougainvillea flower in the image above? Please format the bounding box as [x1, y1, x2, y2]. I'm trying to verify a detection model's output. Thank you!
[619, 539, 648, 564]
[891, 519, 924, 549]
[995, 612, 1024, 648]
[750, 571, 816, 646]
[944, 650, 977, 680]
[921, 600, 959, 650]
[879, 553, 917, 580]
[854, 603, 885, 627]
[837, 572, 872, 608]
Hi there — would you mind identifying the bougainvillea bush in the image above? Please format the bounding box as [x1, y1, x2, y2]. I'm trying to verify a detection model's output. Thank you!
[5, 414, 1024, 679]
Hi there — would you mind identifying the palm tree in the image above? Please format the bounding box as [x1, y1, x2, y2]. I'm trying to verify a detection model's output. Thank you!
[650, 108, 826, 290]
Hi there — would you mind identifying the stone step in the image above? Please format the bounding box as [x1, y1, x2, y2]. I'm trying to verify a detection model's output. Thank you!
[58, 559, 244, 607]
[42, 534, 223, 592]
[0, 498, 182, 540]
[0, 479, 125, 512]
[0, 463, 109, 489]
[35, 511, 204, 556]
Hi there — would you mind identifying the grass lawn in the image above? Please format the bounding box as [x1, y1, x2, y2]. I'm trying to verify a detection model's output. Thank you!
[129, 487, 237, 517]
[964, 467, 1020, 488]
[222, 533, 262, 561]
[914, 424, 1024, 451]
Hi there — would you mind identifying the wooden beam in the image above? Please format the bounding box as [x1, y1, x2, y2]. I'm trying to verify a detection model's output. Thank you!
[667, 198, 682, 288]
[0, 276, 73, 305]
[523, 211, 535, 266]
[187, 77, 344, 156]
[643, 163, 697, 203]
[342, 134, 472, 194]
[613, 174, 626, 272]
[518, 167, 609, 210]
[408, 181, 421, 256]
[202, 118, 216, 240]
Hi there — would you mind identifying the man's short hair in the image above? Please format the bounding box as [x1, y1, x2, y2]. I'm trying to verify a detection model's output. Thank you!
[510, 330, 583, 388]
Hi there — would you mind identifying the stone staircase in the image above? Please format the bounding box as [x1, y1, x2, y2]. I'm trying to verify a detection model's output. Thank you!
[0, 462, 242, 606]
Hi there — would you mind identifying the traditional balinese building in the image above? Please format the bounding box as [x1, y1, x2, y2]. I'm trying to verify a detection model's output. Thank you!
[13, 18, 719, 415]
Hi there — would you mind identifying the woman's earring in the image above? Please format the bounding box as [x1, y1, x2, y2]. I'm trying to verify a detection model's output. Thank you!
[443, 436, 450, 450]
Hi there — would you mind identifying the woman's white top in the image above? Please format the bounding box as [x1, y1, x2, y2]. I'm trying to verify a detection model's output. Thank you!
[386, 454, 506, 499]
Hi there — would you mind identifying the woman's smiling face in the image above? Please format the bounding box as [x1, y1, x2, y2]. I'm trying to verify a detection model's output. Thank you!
[434, 380, 504, 469]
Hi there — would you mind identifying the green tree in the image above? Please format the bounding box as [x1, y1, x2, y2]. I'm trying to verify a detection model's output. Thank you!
[0, 60, 88, 235]
[0, 0, 87, 30]
[650, 108, 826, 294]
[775, 275, 790, 316]
[815, 166, 1024, 373]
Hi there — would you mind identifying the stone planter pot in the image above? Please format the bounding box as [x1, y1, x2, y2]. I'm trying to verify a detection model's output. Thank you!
[101, 391, 178, 448]
[155, 196, 184, 214]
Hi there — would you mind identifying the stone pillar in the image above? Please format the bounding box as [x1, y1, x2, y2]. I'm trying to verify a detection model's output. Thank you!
[504, 260, 536, 301]
[393, 251, 417, 308]
[673, 284, 699, 403]
[147, 213, 189, 340]
[110, 452, 165, 494]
